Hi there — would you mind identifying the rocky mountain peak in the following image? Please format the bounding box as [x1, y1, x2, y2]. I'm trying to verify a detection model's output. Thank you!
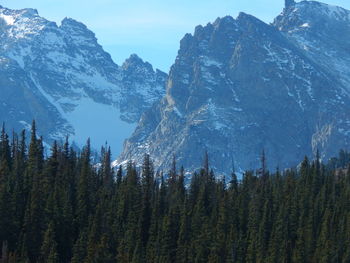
[0, 4, 167, 155]
[0, 6, 40, 23]
[117, 1, 350, 176]
[61, 17, 87, 30]
[274, 1, 350, 93]
[59, 17, 100, 50]
[19, 8, 39, 18]
[122, 54, 154, 73]
[275, 1, 350, 31]
[285, 0, 296, 9]
[213, 16, 236, 27]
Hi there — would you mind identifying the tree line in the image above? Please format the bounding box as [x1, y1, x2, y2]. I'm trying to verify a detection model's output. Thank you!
[0, 121, 350, 262]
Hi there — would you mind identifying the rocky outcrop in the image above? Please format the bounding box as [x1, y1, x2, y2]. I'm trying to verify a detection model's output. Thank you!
[117, 1, 350, 174]
[0, 6, 167, 153]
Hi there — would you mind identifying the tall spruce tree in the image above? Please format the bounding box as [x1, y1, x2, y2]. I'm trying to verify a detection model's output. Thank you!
[0, 121, 349, 262]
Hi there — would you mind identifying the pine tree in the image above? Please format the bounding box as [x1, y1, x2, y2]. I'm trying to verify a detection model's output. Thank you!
[71, 230, 88, 263]
[76, 139, 92, 230]
[209, 192, 229, 263]
[1, 120, 350, 262]
[40, 222, 59, 263]
[101, 145, 113, 191]
[139, 154, 154, 248]
[176, 199, 190, 263]
[0, 126, 14, 251]
[20, 121, 45, 262]
[159, 212, 177, 263]
[95, 234, 115, 263]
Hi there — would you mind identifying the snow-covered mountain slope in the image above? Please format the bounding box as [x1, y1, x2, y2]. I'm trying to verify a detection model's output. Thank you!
[274, 1, 350, 93]
[117, 0, 350, 174]
[0, 5, 167, 154]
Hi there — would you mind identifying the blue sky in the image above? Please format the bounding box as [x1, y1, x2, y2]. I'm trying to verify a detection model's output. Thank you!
[2, 0, 349, 72]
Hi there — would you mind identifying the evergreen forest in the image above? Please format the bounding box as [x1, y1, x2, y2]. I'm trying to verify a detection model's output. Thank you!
[0, 122, 350, 263]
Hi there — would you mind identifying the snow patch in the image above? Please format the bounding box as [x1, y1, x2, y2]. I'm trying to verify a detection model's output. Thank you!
[64, 97, 136, 156]
[201, 67, 219, 86]
[19, 120, 31, 131]
[30, 73, 132, 156]
[201, 56, 223, 68]
[0, 14, 15, 25]
[173, 106, 183, 118]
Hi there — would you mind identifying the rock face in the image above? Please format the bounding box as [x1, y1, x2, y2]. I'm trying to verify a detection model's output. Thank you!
[0, 6, 167, 153]
[117, 1, 350, 174]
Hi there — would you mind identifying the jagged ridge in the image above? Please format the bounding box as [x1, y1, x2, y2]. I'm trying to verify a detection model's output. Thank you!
[117, 0, 350, 174]
[0, 6, 167, 154]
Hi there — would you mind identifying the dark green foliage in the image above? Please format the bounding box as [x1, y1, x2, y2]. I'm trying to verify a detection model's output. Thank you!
[0, 124, 350, 262]
[40, 222, 59, 263]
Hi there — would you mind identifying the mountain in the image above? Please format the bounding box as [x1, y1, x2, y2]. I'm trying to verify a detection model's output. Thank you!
[117, 1, 350, 174]
[0, 6, 167, 154]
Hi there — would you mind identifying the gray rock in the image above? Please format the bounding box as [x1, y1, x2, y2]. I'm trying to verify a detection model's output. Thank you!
[117, 1, 350, 174]
[0, 6, 167, 153]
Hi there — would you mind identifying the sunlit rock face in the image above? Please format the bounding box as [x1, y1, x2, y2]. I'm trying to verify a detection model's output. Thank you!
[117, 1, 350, 174]
[0, 6, 167, 153]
